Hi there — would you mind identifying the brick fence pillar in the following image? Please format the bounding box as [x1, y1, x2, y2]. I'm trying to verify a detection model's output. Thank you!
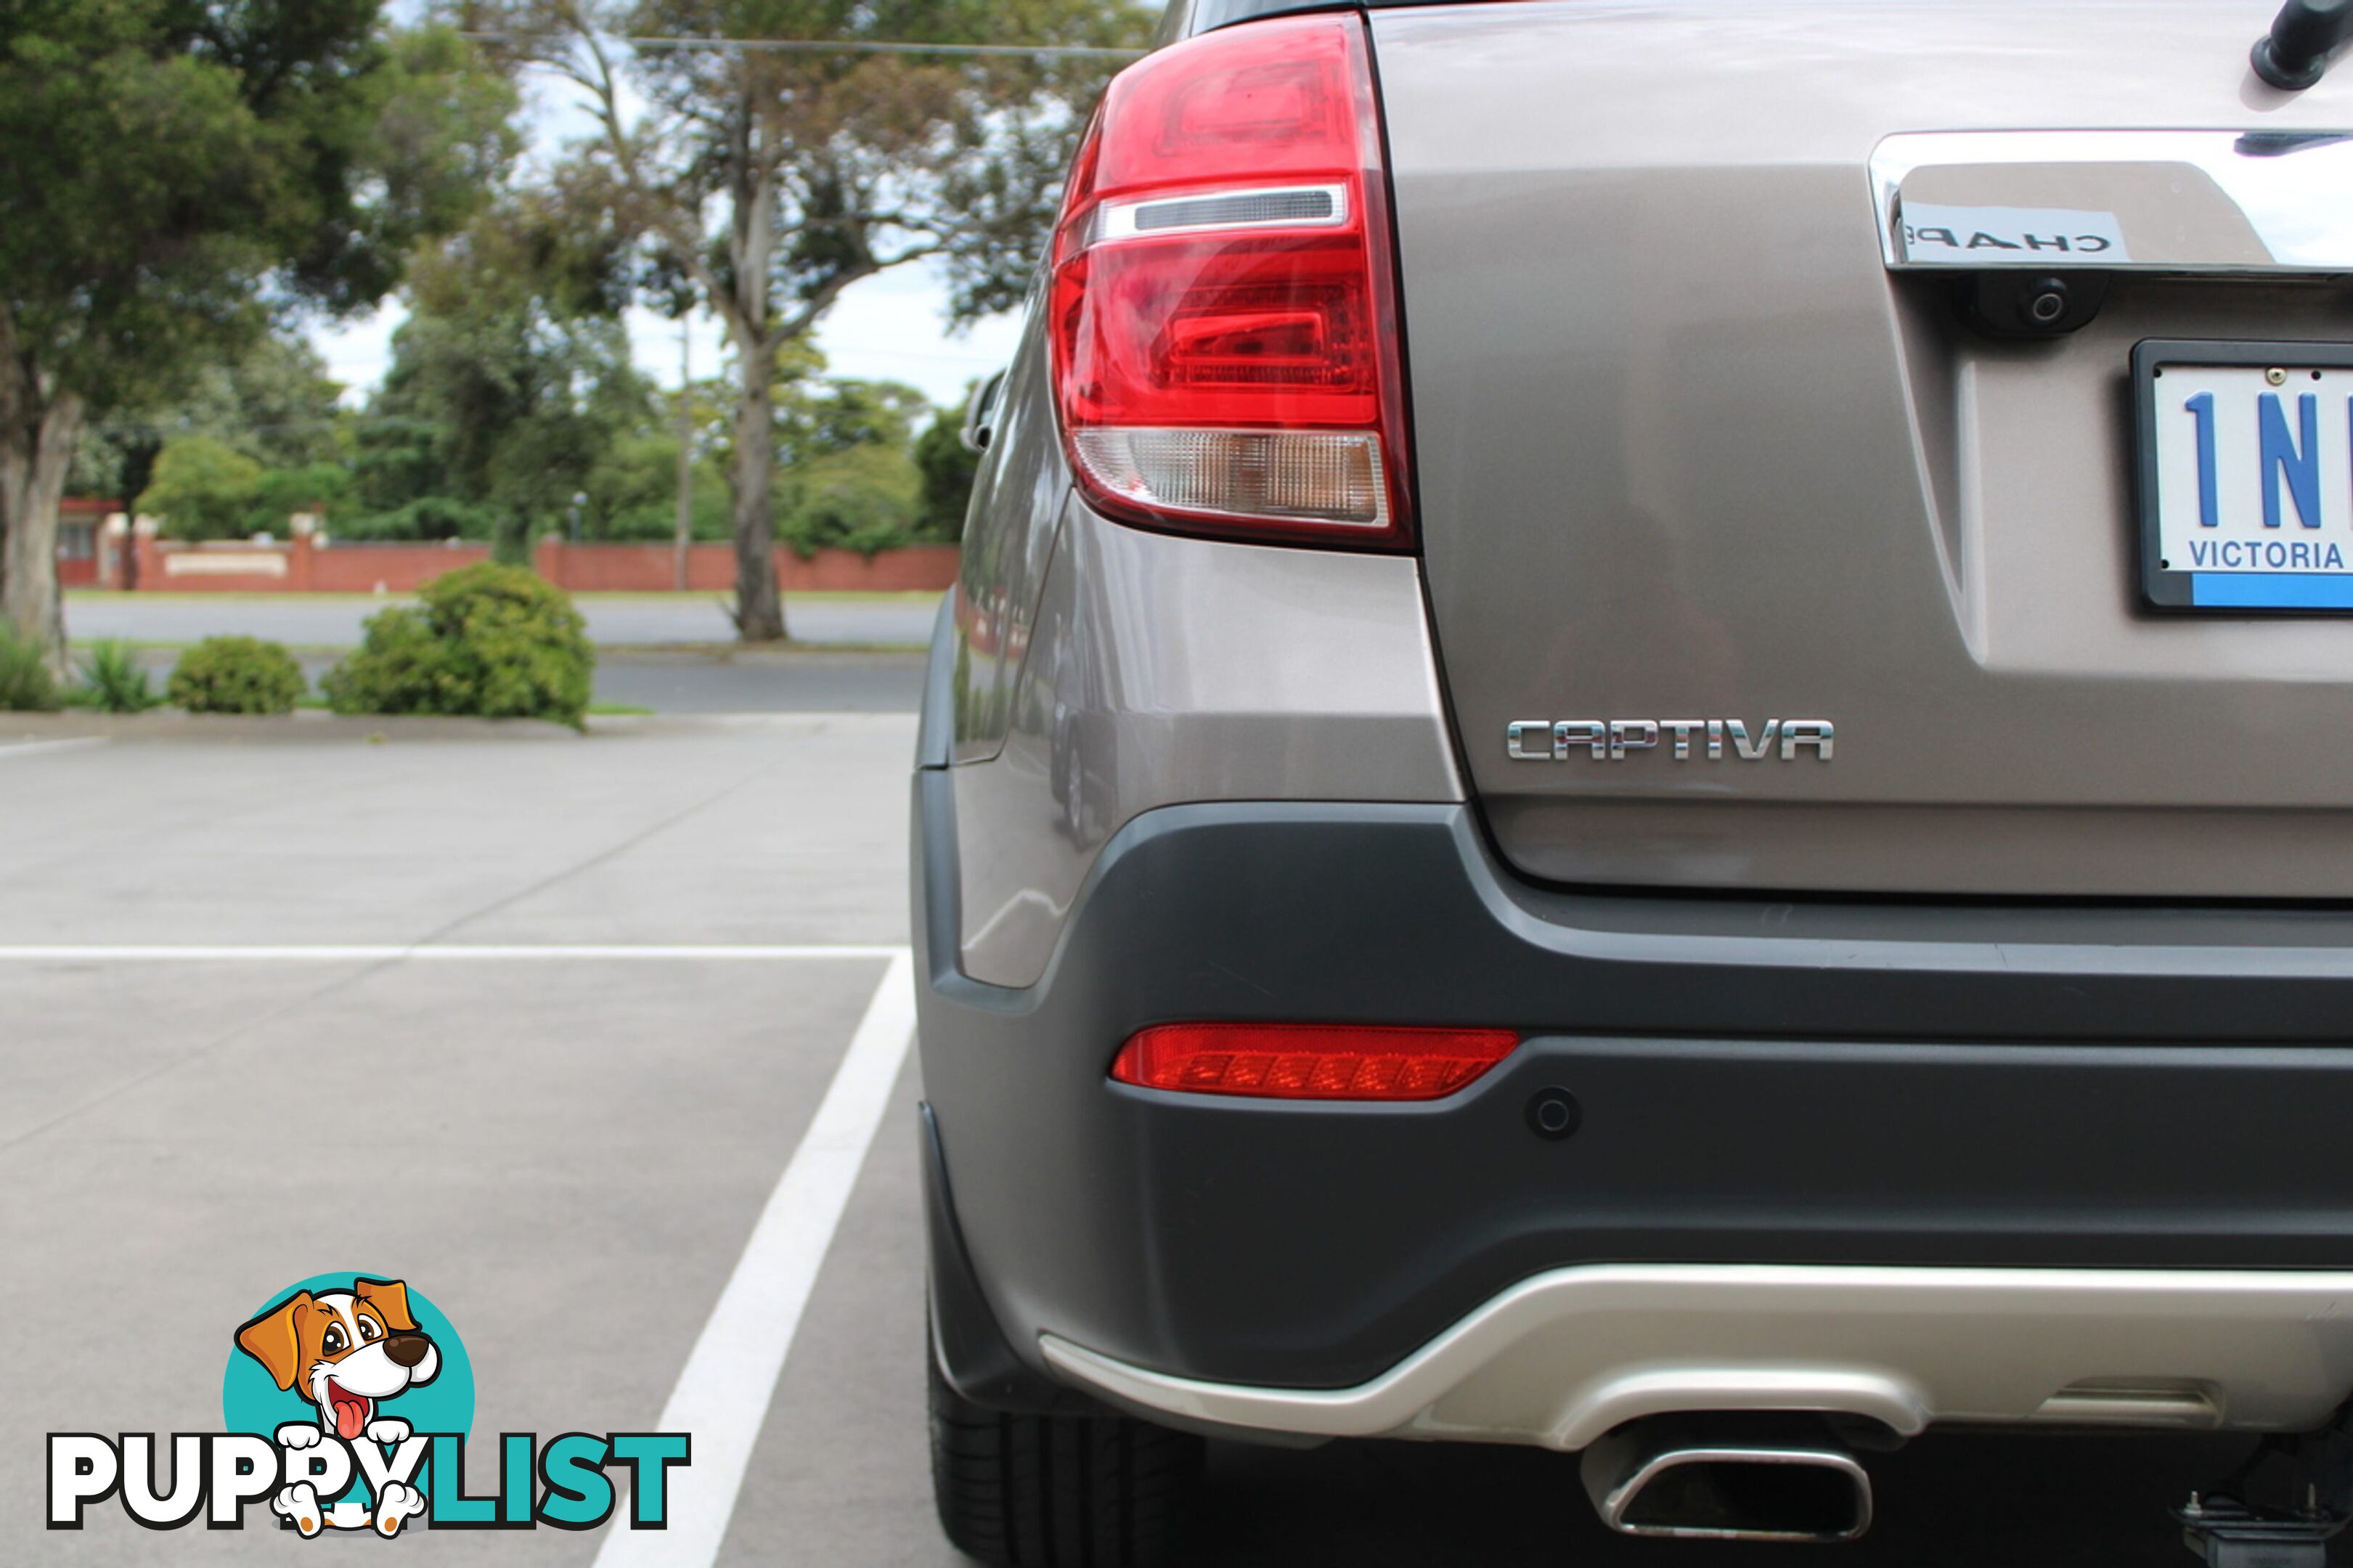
[132, 519, 162, 591]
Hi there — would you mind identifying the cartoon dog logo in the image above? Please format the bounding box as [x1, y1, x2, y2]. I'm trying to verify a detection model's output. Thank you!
[234, 1277, 440, 1537]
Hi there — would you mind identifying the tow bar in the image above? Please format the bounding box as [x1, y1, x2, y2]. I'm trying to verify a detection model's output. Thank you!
[2177, 1402, 2353, 1568]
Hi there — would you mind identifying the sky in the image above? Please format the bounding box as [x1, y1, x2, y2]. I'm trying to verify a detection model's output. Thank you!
[312, 258, 1025, 408]
[310, 29, 1032, 411]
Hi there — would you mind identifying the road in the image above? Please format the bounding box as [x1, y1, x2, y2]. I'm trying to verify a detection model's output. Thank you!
[67, 591, 944, 650]
[0, 719, 2267, 1566]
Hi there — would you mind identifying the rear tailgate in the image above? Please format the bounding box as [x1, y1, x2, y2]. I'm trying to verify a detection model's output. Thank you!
[1374, 0, 2353, 897]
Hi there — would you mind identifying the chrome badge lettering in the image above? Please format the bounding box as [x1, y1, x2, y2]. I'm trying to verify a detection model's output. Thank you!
[1507, 719, 1834, 761]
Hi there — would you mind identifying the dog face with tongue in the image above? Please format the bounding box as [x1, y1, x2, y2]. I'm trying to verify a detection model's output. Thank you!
[325, 1379, 373, 1441]
[235, 1278, 441, 1441]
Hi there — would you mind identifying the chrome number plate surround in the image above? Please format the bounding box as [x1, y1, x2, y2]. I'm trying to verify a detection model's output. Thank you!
[2134, 339, 2353, 613]
[1872, 131, 2353, 275]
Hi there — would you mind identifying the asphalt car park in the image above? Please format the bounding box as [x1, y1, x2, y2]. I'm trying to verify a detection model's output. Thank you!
[0, 716, 2267, 1565]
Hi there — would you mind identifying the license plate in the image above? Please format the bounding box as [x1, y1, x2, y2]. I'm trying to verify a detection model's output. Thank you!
[2135, 340, 2353, 612]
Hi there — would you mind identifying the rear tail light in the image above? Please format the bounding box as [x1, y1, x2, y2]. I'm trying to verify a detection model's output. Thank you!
[1111, 1024, 1518, 1101]
[1048, 14, 1413, 546]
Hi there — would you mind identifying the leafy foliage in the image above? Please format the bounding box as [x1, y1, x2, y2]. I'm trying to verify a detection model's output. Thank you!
[168, 637, 307, 715]
[135, 436, 354, 542]
[0, 625, 62, 712]
[70, 641, 163, 714]
[0, 5, 519, 657]
[475, 0, 1149, 638]
[332, 494, 502, 543]
[136, 438, 267, 542]
[768, 374, 927, 554]
[583, 431, 732, 542]
[323, 563, 594, 728]
[913, 399, 980, 543]
[780, 443, 923, 558]
[73, 332, 351, 510]
[348, 197, 651, 557]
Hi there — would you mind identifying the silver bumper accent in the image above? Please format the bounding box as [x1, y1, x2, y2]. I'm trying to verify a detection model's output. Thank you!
[1040, 1264, 2353, 1450]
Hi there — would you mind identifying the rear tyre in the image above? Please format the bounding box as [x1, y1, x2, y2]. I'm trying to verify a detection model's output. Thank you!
[929, 1345, 1204, 1567]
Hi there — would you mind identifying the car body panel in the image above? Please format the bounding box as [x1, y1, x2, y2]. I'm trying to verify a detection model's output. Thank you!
[1375, 0, 2353, 895]
[950, 279, 1066, 765]
[952, 495, 1460, 988]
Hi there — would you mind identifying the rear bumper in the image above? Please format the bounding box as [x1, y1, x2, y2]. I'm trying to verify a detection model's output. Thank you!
[913, 776, 2353, 1432]
[1040, 1263, 2353, 1447]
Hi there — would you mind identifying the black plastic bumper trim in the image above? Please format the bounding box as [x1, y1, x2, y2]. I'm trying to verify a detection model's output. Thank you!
[915, 777, 2353, 1397]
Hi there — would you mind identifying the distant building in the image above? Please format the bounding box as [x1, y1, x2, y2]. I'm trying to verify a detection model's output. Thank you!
[57, 499, 121, 587]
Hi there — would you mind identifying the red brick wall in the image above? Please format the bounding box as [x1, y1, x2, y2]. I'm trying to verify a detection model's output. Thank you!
[102, 535, 958, 595]
[777, 545, 961, 592]
[306, 542, 491, 592]
[533, 539, 733, 592]
[534, 539, 960, 593]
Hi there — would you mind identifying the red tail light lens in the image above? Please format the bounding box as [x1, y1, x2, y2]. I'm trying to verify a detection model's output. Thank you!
[1049, 15, 1413, 546]
[1111, 1024, 1518, 1101]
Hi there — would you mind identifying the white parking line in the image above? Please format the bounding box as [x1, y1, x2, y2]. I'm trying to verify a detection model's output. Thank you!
[0, 944, 905, 963]
[597, 947, 919, 1568]
[0, 737, 107, 761]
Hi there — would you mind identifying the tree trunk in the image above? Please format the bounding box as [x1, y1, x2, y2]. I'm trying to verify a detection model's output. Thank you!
[729, 348, 785, 642]
[0, 346, 81, 674]
[717, 92, 786, 645]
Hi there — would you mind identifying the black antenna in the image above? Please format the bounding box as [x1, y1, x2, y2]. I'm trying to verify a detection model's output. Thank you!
[2251, 0, 2353, 90]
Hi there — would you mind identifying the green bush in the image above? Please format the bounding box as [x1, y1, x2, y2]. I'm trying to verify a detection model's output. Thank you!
[322, 562, 593, 729]
[70, 640, 163, 713]
[778, 442, 922, 559]
[168, 637, 306, 715]
[0, 624, 60, 712]
[337, 494, 499, 542]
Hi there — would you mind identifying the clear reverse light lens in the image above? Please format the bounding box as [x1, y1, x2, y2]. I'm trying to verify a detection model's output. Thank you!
[1071, 428, 1388, 528]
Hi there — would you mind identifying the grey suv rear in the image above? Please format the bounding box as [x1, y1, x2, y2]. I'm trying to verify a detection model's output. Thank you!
[913, 1, 2353, 1561]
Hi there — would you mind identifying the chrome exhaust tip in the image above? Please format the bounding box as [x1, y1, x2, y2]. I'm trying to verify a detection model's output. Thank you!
[1581, 1424, 1875, 1543]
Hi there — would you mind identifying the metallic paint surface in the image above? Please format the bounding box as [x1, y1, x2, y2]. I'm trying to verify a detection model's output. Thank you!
[1040, 1262, 2353, 1449]
[949, 282, 1068, 767]
[1374, 0, 2353, 895]
[953, 498, 1461, 987]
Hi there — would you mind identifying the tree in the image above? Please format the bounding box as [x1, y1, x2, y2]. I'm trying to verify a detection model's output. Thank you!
[134, 436, 353, 541]
[136, 438, 265, 541]
[781, 441, 920, 557]
[0, 8, 517, 665]
[913, 397, 980, 543]
[352, 195, 653, 558]
[494, 0, 1149, 641]
[770, 374, 926, 554]
[75, 331, 351, 541]
[584, 430, 731, 542]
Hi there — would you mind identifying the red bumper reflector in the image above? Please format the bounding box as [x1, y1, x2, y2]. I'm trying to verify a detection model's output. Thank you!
[1110, 1024, 1520, 1101]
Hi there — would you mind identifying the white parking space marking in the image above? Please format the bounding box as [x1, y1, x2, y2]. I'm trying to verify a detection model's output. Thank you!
[0, 737, 107, 761]
[598, 948, 919, 1568]
[0, 943, 905, 962]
